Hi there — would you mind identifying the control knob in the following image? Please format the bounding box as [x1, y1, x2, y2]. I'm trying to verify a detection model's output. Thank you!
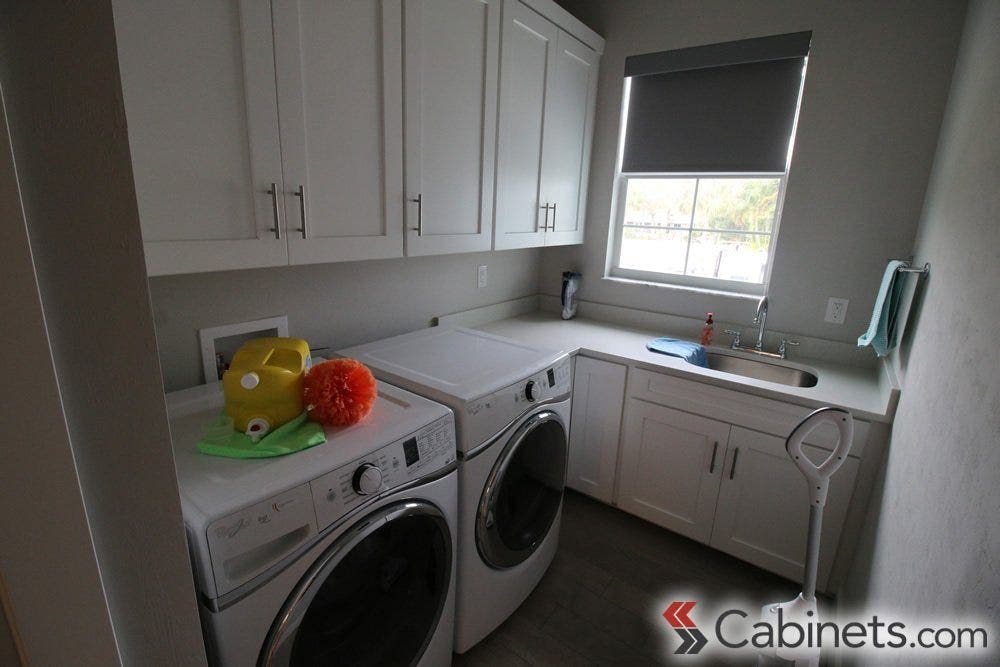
[525, 380, 537, 402]
[353, 463, 383, 495]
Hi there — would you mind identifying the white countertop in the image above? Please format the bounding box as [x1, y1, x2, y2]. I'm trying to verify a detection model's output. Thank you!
[477, 313, 898, 423]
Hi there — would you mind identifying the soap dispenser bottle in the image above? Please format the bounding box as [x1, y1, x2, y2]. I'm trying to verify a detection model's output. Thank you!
[700, 312, 714, 346]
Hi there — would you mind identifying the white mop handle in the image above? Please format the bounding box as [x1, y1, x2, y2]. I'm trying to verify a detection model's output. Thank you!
[785, 407, 854, 507]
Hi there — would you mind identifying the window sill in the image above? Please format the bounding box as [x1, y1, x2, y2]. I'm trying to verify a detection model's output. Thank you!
[601, 275, 762, 301]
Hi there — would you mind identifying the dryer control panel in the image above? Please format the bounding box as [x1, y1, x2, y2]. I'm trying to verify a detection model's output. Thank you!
[309, 414, 456, 531]
[462, 355, 572, 450]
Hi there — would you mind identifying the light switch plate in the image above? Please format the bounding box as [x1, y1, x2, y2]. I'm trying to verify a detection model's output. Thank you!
[477, 265, 488, 289]
[825, 298, 849, 324]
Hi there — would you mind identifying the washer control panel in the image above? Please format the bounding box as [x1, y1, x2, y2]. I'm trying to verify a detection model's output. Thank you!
[204, 413, 455, 598]
[310, 414, 456, 531]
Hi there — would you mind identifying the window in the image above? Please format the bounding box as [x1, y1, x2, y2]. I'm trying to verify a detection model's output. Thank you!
[608, 32, 810, 294]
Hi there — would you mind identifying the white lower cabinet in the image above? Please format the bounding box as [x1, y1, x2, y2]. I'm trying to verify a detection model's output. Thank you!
[567, 356, 626, 503]
[709, 427, 859, 587]
[617, 400, 729, 544]
[608, 368, 866, 591]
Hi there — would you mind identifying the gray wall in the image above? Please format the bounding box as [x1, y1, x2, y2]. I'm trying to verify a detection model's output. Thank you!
[0, 2, 207, 664]
[0, 79, 119, 664]
[842, 0, 1000, 657]
[151, 248, 541, 390]
[547, 0, 965, 344]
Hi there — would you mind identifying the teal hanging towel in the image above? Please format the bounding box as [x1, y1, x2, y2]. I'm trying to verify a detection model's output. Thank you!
[857, 260, 909, 357]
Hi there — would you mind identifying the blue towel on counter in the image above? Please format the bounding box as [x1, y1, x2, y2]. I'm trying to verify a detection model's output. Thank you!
[647, 337, 708, 367]
[858, 260, 909, 357]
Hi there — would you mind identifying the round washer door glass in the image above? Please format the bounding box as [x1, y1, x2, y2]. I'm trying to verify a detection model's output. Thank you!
[261, 502, 451, 667]
[477, 410, 567, 569]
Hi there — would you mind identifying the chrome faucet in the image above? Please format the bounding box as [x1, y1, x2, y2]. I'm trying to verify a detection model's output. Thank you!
[752, 295, 768, 351]
[721, 296, 800, 359]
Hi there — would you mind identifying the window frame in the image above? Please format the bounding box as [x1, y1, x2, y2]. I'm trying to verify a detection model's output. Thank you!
[608, 171, 789, 296]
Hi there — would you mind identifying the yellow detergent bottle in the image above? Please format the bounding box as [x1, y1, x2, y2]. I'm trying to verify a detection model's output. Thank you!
[222, 337, 312, 440]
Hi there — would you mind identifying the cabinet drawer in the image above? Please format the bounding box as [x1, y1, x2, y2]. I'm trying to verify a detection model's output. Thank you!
[628, 368, 869, 457]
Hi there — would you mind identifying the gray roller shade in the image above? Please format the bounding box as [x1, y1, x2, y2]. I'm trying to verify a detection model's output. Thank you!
[622, 32, 810, 174]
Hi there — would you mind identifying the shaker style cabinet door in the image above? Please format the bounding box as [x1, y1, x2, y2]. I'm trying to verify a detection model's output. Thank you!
[709, 427, 860, 589]
[567, 356, 627, 503]
[403, 0, 501, 256]
[114, 0, 287, 276]
[616, 400, 730, 544]
[272, 0, 405, 265]
[492, 0, 557, 250]
[539, 28, 598, 247]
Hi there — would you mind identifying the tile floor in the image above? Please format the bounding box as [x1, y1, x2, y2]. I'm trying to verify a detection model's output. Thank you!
[453, 490, 815, 666]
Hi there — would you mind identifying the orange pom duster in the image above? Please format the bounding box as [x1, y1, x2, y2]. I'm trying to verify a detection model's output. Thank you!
[303, 358, 378, 427]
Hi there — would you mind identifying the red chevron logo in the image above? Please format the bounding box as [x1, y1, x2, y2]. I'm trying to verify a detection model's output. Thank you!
[664, 601, 707, 655]
[663, 600, 696, 628]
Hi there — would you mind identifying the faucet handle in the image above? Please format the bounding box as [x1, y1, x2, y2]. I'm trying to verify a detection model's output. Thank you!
[779, 339, 800, 358]
[722, 329, 741, 349]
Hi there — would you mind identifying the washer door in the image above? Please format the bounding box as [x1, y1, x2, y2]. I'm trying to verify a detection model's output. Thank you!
[259, 501, 452, 667]
[476, 410, 567, 569]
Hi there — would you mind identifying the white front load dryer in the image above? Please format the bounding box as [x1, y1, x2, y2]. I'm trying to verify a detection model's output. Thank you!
[340, 326, 573, 652]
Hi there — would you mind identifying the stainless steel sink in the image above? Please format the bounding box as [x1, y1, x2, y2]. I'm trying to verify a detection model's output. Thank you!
[697, 352, 818, 388]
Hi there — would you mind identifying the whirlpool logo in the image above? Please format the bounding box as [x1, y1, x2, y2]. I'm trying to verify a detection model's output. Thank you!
[663, 601, 707, 655]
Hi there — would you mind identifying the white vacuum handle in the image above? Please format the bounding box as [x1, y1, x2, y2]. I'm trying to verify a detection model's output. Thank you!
[786, 407, 853, 507]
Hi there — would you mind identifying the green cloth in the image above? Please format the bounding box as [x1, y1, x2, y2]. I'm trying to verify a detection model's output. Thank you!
[197, 412, 326, 459]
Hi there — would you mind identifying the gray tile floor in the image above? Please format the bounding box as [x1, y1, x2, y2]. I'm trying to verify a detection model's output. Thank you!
[453, 490, 813, 666]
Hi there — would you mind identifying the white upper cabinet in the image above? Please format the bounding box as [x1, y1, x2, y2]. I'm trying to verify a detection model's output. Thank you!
[272, 1, 404, 264]
[493, 1, 557, 250]
[115, 0, 287, 276]
[403, 0, 501, 256]
[117, 0, 601, 274]
[539, 30, 598, 246]
[494, 0, 600, 250]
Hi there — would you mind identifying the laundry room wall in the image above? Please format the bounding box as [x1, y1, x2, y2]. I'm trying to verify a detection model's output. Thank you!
[0, 1, 207, 664]
[841, 0, 1000, 641]
[149, 248, 542, 391]
[547, 0, 966, 344]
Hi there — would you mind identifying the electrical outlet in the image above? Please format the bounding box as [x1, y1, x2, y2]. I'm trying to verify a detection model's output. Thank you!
[825, 297, 849, 324]
[477, 265, 488, 289]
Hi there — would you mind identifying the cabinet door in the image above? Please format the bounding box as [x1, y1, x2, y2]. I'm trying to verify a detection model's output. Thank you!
[492, 0, 556, 250]
[617, 400, 730, 543]
[272, 0, 404, 265]
[539, 29, 598, 247]
[114, 0, 287, 276]
[710, 427, 860, 590]
[403, 0, 500, 256]
[567, 356, 626, 503]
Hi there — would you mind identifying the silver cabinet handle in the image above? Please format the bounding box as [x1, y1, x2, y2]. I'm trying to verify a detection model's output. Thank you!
[709, 441, 719, 474]
[729, 447, 739, 480]
[539, 202, 550, 231]
[550, 201, 556, 230]
[409, 194, 423, 236]
[293, 185, 307, 239]
[266, 183, 281, 239]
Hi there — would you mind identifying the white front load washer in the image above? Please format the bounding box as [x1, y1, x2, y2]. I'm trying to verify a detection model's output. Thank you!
[167, 380, 458, 666]
[340, 327, 572, 653]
